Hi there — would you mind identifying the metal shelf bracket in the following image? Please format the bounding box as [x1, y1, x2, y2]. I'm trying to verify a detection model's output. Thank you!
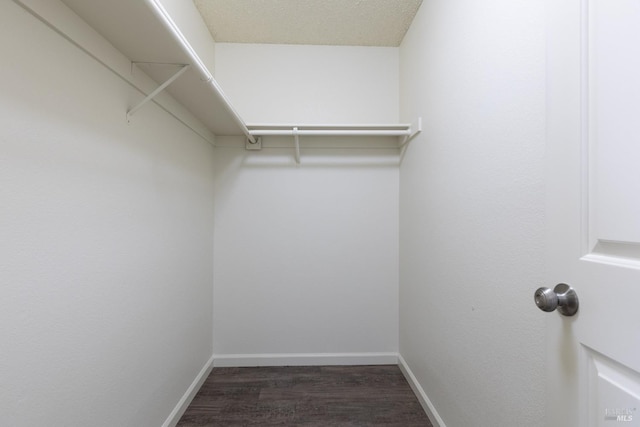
[126, 63, 190, 121]
[399, 117, 422, 148]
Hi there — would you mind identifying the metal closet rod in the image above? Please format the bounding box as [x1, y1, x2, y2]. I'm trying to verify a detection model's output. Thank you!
[248, 129, 412, 137]
[143, 0, 256, 143]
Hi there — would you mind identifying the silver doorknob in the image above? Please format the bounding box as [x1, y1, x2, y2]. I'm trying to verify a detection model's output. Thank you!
[534, 283, 579, 316]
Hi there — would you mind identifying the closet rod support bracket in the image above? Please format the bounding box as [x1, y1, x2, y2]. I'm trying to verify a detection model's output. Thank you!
[246, 136, 262, 150]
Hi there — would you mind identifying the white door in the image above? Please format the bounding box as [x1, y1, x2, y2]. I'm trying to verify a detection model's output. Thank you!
[545, 0, 640, 425]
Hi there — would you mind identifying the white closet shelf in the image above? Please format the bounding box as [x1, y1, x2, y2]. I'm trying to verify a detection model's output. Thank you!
[248, 121, 422, 145]
[246, 120, 422, 165]
[20, 0, 255, 144]
[19, 0, 421, 154]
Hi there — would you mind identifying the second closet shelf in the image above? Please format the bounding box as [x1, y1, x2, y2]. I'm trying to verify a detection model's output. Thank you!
[247, 119, 421, 143]
[244, 120, 422, 164]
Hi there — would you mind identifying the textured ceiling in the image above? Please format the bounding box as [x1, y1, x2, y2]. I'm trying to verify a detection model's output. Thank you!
[193, 0, 423, 47]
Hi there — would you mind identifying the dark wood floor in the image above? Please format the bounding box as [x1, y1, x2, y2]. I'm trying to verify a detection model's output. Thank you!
[177, 365, 433, 426]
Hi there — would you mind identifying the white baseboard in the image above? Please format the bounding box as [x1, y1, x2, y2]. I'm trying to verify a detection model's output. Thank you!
[212, 352, 399, 367]
[398, 354, 446, 427]
[162, 353, 441, 427]
[162, 354, 215, 427]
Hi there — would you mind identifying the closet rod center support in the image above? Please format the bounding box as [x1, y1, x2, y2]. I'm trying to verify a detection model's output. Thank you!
[293, 126, 300, 165]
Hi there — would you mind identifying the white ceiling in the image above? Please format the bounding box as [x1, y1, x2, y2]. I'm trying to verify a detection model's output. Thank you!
[193, 0, 423, 47]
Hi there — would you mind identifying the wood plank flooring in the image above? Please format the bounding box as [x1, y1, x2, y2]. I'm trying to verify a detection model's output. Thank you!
[177, 365, 433, 426]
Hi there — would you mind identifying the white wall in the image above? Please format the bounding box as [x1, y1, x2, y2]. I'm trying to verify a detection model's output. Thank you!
[0, 2, 215, 426]
[215, 43, 399, 124]
[398, 1, 546, 426]
[212, 44, 400, 363]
